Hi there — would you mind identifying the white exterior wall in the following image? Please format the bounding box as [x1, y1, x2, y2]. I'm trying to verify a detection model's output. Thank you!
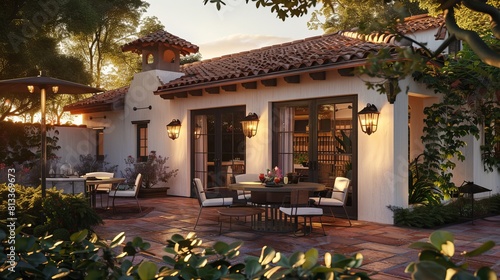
[50, 126, 95, 174]
[84, 70, 184, 182]
[163, 70, 408, 223]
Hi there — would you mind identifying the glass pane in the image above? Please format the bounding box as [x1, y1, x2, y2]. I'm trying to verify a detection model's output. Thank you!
[332, 103, 353, 179]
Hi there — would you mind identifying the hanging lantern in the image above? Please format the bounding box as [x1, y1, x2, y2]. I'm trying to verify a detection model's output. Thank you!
[358, 104, 380, 135]
[166, 119, 182, 140]
[240, 113, 259, 138]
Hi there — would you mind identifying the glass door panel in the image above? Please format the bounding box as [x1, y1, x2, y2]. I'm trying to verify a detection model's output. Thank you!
[273, 97, 356, 219]
[192, 107, 246, 192]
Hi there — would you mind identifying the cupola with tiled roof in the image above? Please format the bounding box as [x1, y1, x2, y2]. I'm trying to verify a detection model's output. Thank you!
[121, 30, 199, 72]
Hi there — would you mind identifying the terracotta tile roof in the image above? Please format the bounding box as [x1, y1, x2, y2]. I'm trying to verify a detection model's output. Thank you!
[156, 34, 395, 94]
[155, 14, 443, 97]
[397, 14, 444, 34]
[63, 86, 128, 114]
[121, 30, 199, 56]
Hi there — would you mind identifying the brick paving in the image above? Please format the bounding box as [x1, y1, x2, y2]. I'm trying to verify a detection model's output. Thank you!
[94, 196, 500, 279]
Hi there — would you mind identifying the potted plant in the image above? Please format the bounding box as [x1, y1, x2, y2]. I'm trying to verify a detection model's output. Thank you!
[293, 153, 309, 167]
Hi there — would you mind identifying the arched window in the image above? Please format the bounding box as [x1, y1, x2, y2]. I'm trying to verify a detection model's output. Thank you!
[146, 53, 154, 64]
[163, 50, 175, 63]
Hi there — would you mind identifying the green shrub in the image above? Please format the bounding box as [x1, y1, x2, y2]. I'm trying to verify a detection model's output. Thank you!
[0, 184, 102, 235]
[42, 191, 102, 234]
[390, 194, 500, 228]
[0, 228, 496, 280]
[389, 204, 461, 228]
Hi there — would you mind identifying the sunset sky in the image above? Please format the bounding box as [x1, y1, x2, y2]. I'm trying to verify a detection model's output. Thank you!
[145, 0, 324, 59]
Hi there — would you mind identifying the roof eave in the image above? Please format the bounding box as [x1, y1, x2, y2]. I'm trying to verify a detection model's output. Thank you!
[154, 60, 369, 99]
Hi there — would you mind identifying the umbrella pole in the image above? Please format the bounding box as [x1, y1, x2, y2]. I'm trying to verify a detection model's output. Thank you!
[41, 88, 46, 198]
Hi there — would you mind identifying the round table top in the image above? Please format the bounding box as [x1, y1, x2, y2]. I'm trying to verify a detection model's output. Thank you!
[229, 181, 325, 192]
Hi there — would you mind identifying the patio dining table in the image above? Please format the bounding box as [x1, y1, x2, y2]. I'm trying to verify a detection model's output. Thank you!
[86, 178, 126, 208]
[228, 181, 325, 232]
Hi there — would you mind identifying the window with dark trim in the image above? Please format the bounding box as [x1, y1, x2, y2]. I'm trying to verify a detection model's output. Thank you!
[96, 129, 104, 161]
[132, 120, 150, 162]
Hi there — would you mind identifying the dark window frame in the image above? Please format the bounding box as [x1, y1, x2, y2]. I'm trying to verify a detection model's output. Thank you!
[96, 129, 105, 161]
[132, 120, 150, 162]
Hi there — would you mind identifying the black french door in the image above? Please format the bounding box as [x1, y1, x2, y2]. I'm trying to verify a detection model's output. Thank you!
[192, 106, 246, 190]
[272, 96, 357, 218]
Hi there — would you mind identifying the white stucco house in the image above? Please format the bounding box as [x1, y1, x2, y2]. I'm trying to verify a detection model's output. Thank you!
[63, 14, 499, 224]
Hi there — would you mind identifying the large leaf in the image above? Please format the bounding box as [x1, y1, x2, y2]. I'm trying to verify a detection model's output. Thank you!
[411, 261, 447, 280]
[429, 230, 455, 257]
[303, 248, 318, 270]
[138, 261, 157, 280]
[110, 232, 126, 248]
[463, 241, 495, 257]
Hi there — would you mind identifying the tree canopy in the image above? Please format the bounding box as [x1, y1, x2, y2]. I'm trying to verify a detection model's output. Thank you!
[205, 0, 500, 68]
[0, 0, 163, 123]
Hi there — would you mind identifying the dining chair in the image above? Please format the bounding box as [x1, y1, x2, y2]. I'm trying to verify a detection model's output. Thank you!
[279, 189, 325, 236]
[193, 178, 233, 230]
[234, 173, 259, 202]
[108, 173, 142, 213]
[82, 172, 115, 208]
[309, 176, 352, 226]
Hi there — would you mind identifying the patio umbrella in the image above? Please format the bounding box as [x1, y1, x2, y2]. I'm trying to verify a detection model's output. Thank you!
[0, 71, 104, 197]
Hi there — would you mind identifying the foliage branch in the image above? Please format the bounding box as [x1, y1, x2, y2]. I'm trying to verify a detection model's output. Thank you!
[0, 228, 496, 279]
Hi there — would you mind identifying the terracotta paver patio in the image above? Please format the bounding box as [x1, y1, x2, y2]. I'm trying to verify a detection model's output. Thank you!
[94, 196, 500, 279]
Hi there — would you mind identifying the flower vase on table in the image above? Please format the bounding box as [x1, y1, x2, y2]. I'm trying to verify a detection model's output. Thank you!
[263, 166, 284, 187]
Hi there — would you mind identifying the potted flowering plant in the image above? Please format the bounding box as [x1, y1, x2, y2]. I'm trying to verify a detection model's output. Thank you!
[121, 151, 178, 197]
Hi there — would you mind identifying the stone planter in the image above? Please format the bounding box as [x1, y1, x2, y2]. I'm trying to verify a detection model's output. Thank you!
[138, 187, 170, 198]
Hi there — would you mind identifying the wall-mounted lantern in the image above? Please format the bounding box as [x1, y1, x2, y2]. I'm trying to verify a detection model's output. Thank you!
[194, 123, 202, 139]
[240, 112, 259, 138]
[166, 119, 181, 140]
[358, 103, 380, 135]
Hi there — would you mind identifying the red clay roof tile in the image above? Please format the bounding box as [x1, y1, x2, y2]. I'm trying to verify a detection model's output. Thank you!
[121, 30, 199, 55]
[63, 86, 128, 112]
[155, 14, 444, 96]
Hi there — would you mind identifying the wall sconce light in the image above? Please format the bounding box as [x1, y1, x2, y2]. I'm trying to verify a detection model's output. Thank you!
[194, 123, 202, 139]
[358, 103, 380, 135]
[240, 112, 259, 138]
[166, 119, 181, 140]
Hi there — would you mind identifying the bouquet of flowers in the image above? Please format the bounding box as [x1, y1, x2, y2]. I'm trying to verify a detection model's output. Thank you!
[264, 166, 282, 184]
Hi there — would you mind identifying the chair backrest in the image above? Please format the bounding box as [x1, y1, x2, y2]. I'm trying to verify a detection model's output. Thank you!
[193, 178, 206, 205]
[331, 177, 350, 201]
[234, 174, 259, 183]
[133, 173, 142, 197]
[83, 172, 114, 179]
[83, 172, 114, 190]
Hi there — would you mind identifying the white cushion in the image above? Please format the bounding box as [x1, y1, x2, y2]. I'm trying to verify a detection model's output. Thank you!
[238, 193, 251, 200]
[279, 207, 323, 216]
[310, 197, 343, 206]
[110, 189, 136, 197]
[202, 197, 233, 207]
[234, 174, 260, 183]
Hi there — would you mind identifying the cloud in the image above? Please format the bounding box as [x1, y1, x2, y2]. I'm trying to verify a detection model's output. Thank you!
[198, 34, 295, 60]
